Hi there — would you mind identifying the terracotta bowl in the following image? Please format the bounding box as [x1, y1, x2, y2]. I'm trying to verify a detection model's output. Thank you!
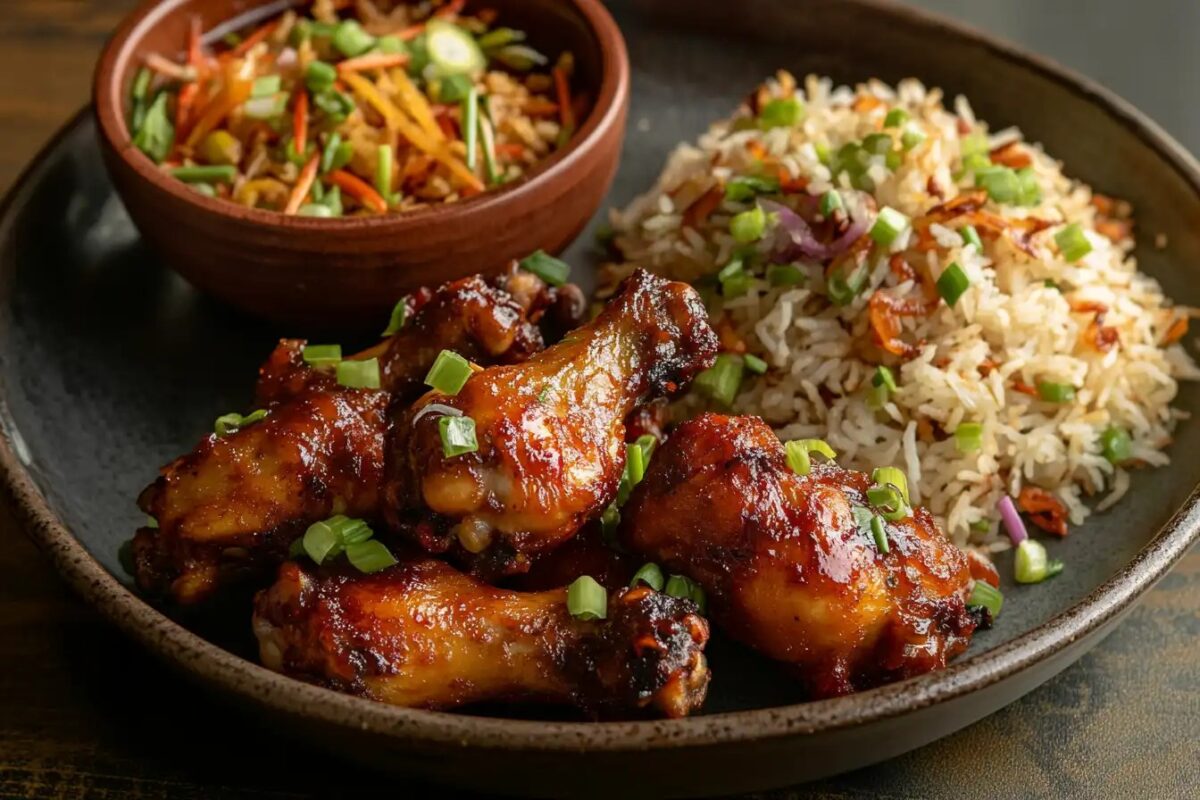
[93, 0, 629, 328]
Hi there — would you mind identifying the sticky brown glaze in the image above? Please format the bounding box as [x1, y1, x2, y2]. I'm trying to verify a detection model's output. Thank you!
[384, 269, 719, 579]
[620, 413, 977, 698]
[252, 558, 711, 719]
[509, 523, 640, 592]
[134, 387, 390, 605]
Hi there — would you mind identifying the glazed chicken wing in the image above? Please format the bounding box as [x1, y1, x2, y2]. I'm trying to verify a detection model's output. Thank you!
[253, 557, 711, 718]
[384, 269, 718, 578]
[620, 414, 978, 698]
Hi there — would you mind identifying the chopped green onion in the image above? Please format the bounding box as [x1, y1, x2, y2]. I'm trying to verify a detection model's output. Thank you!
[302, 520, 342, 564]
[302, 344, 342, 367]
[744, 354, 768, 375]
[462, 86, 479, 171]
[1044, 279, 1060, 291]
[871, 466, 910, 504]
[767, 263, 805, 287]
[976, 166, 1021, 204]
[1016, 167, 1041, 206]
[431, 73, 474, 104]
[865, 382, 889, 411]
[820, 190, 843, 217]
[960, 224, 983, 250]
[320, 133, 350, 174]
[243, 92, 290, 121]
[375, 35, 406, 55]
[1036, 381, 1076, 403]
[191, 183, 217, 198]
[342, 540, 396, 574]
[884, 108, 909, 128]
[600, 504, 620, 541]
[901, 124, 927, 150]
[333, 19, 376, 57]
[814, 141, 831, 165]
[730, 205, 767, 244]
[1014, 539, 1063, 584]
[424, 350, 472, 395]
[867, 483, 904, 512]
[971, 518, 993, 533]
[566, 575, 607, 620]
[312, 88, 356, 121]
[477, 26, 525, 51]
[375, 144, 394, 207]
[1055, 223, 1093, 262]
[785, 439, 837, 476]
[694, 354, 745, 407]
[961, 152, 992, 174]
[955, 422, 984, 453]
[630, 562, 665, 591]
[518, 250, 570, 287]
[725, 175, 780, 202]
[336, 358, 381, 389]
[664, 574, 706, 613]
[327, 515, 373, 545]
[310, 21, 338, 39]
[438, 414, 478, 458]
[129, 67, 152, 131]
[305, 60, 337, 92]
[862, 133, 893, 155]
[968, 581, 1003, 618]
[478, 98, 499, 185]
[869, 206, 911, 247]
[132, 92, 174, 164]
[873, 365, 897, 392]
[626, 441, 647, 486]
[718, 258, 752, 298]
[960, 132, 990, 158]
[214, 408, 268, 437]
[251, 75, 281, 98]
[869, 514, 890, 554]
[936, 262, 971, 307]
[321, 185, 343, 216]
[1100, 426, 1132, 464]
[382, 298, 407, 336]
[170, 164, 237, 184]
[490, 43, 546, 72]
[758, 97, 804, 130]
[826, 262, 868, 306]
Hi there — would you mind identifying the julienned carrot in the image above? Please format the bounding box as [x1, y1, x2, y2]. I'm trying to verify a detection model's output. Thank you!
[435, 0, 466, 18]
[397, 24, 425, 40]
[553, 65, 574, 135]
[185, 71, 253, 147]
[187, 16, 205, 75]
[496, 142, 526, 159]
[293, 91, 308, 158]
[231, 19, 277, 57]
[327, 169, 389, 213]
[175, 81, 200, 140]
[285, 155, 321, 214]
[336, 52, 410, 73]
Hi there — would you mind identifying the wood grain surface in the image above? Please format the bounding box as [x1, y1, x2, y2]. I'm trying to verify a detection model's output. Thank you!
[0, 2, 1196, 799]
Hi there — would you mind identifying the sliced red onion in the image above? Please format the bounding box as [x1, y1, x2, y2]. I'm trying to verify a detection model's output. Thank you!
[761, 194, 872, 262]
[411, 403, 463, 426]
[997, 495, 1028, 544]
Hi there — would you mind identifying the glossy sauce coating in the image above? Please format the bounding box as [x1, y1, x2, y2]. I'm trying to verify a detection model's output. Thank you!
[620, 414, 977, 698]
[384, 270, 718, 578]
[252, 557, 711, 718]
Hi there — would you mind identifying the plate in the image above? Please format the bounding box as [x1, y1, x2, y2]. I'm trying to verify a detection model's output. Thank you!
[2, 0, 1199, 796]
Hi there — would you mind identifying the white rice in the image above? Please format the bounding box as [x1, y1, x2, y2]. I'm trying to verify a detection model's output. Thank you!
[604, 72, 1198, 549]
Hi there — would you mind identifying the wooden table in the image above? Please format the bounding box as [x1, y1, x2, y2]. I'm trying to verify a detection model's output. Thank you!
[0, 2, 1196, 798]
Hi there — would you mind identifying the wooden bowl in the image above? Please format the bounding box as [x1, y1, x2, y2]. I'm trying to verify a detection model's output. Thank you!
[93, 0, 629, 328]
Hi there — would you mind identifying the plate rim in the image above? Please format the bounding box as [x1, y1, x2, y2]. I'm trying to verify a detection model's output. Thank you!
[3, 0, 1200, 754]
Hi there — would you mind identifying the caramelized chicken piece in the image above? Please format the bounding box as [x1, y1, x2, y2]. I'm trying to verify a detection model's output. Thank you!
[253, 557, 711, 718]
[620, 414, 978, 698]
[385, 269, 718, 578]
[134, 386, 390, 604]
[509, 524, 640, 592]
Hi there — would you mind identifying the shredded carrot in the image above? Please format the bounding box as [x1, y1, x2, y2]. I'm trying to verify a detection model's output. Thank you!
[435, 0, 466, 18]
[553, 65, 575, 136]
[187, 16, 205, 75]
[174, 82, 200, 141]
[336, 52, 411, 73]
[396, 24, 426, 40]
[145, 53, 196, 82]
[1163, 315, 1189, 345]
[436, 114, 458, 140]
[327, 169, 389, 213]
[231, 20, 277, 57]
[293, 91, 308, 158]
[285, 155, 321, 214]
[496, 142, 527, 159]
[185, 70, 253, 148]
[776, 165, 808, 193]
[746, 140, 768, 162]
[853, 95, 883, 113]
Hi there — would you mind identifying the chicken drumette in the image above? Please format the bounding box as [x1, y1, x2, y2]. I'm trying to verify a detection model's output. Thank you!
[385, 269, 718, 579]
[620, 414, 979, 698]
[253, 557, 711, 718]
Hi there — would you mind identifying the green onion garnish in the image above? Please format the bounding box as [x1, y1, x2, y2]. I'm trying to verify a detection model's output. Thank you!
[251, 75, 281, 98]
[382, 298, 407, 336]
[955, 422, 984, 453]
[869, 206, 911, 247]
[1100, 426, 1132, 464]
[936, 262, 971, 307]
[1055, 223, 1093, 262]
[305, 60, 337, 93]
[1014, 539, 1063, 584]
[1016, 167, 1041, 205]
[332, 19, 376, 57]
[302, 519, 343, 564]
[1036, 381, 1076, 403]
[424, 350, 472, 395]
[968, 580, 1003, 618]
[191, 183, 218, 198]
[519, 250, 570, 287]
[871, 466, 910, 504]
[725, 175, 780, 202]
[970, 518, 992, 533]
[132, 92, 175, 164]
[975, 166, 1020, 204]
[336, 358, 381, 389]
[757, 97, 804, 130]
[694, 354, 745, 407]
[214, 408, 268, 437]
[375, 35, 406, 54]
[375, 144, 394, 207]
[664, 574, 706, 613]
[566, 575, 607, 620]
[869, 514, 890, 554]
[718, 258, 752, 298]
[960, 132, 990, 158]
[785, 439, 837, 476]
[744, 354, 768, 375]
[345, 539, 398, 574]
[129, 67, 152, 131]
[600, 504, 620, 541]
[730, 205, 767, 244]
[866, 382, 889, 411]
[298, 203, 333, 217]
[873, 365, 898, 392]
[463, 86, 479, 171]
[630, 562, 664, 591]
[866, 483, 906, 518]
[302, 344, 342, 367]
[884, 108, 909, 128]
[960, 224, 983, 250]
[826, 263, 868, 306]
[767, 263, 805, 287]
[900, 124, 927, 151]
[170, 164, 237, 184]
[819, 190, 843, 218]
[328, 515, 373, 545]
[626, 441, 647, 486]
[438, 414, 478, 458]
[477, 95, 499, 185]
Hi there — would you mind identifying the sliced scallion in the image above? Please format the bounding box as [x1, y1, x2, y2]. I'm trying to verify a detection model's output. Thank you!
[438, 414, 478, 458]
[336, 358, 381, 389]
[132, 92, 174, 164]
[730, 205, 767, 244]
[785, 439, 837, 476]
[664, 574, 706, 613]
[725, 175, 780, 202]
[346, 539, 398, 574]
[936, 262, 970, 307]
[873, 365, 897, 392]
[819, 190, 843, 217]
[869, 514, 890, 554]
[630, 562, 665, 592]
[758, 97, 804, 130]
[1055, 222, 1092, 262]
[382, 298, 407, 336]
[901, 124, 927, 150]
[375, 144, 394, 207]
[424, 350, 472, 395]
[1100, 426, 1132, 464]
[718, 258, 751, 298]
[518, 250, 570, 287]
[694, 354, 744, 407]
[1036, 381, 1076, 403]
[171, 164, 237, 184]
[968, 580, 1003, 618]
[305, 60, 337, 93]
[1014, 539, 1063, 584]
[214, 408, 268, 437]
[302, 519, 342, 564]
[884, 108, 909, 128]
[744, 354, 768, 375]
[767, 263, 805, 287]
[251, 75, 281, 98]
[960, 224, 983, 251]
[955, 422, 984, 453]
[871, 466, 910, 504]
[869, 206, 910, 247]
[567, 575, 607, 620]
[332, 19, 376, 58]
[463, 86, 479, 171]
[302, 344, 342, 367]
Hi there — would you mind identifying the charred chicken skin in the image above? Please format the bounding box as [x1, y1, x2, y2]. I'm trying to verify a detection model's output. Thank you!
[620, 414, 978, 698]
[384, 269, 719, 578]
[253, 557, 711, 718]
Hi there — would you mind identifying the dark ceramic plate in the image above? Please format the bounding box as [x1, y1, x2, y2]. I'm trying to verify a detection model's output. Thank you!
[3, 0, 1199, 797]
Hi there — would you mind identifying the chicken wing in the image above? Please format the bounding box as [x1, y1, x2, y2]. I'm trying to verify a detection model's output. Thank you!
[253, 557, 711, 718]
[620, 414, 978, 698]
[384, 269, 718, 578]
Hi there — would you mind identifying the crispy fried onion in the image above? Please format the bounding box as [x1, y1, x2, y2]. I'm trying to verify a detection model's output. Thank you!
[868, 290, 935, 359]
[1069, 299, 1120, 353]
[1017, 486, 1069, 536]
[915, 188, 1054, 256]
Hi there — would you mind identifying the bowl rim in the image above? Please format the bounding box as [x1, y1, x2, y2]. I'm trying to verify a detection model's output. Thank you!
[8, 0, 1200, 755]
[92, 0, 629, 231]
